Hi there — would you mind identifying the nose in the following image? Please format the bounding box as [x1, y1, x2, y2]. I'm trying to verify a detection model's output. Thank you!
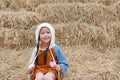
[44, 33, 48, 37]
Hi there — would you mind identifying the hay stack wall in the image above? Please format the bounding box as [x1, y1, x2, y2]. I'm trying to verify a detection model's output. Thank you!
[0, 0, 120, 52]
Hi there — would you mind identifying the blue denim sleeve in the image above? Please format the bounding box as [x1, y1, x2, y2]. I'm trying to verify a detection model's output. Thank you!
[54, 45, 69, 74]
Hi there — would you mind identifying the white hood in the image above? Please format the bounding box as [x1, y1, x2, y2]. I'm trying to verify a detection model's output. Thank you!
[35, 23, 55, 48]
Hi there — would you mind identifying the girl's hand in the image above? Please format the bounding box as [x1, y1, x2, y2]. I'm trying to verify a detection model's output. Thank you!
[27, 67, 34, 74]
[54, 64, 62, 72]
[27, 64, 35, 74]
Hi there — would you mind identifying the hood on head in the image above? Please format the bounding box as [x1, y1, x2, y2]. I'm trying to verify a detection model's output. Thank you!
[35, 23, 55, 48]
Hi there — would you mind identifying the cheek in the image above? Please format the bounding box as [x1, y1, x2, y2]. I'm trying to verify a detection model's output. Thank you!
[49, 34, 52, 38]
[40, 35, 43, 39]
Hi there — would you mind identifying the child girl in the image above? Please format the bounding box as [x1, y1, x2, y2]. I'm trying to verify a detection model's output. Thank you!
[27, 23, 69, 80]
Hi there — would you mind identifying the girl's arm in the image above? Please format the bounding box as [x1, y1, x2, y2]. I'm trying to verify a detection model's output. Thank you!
[54, 45, 69, 74]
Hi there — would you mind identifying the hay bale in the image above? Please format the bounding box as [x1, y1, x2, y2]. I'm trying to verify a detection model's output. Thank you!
[0, 11, 40, 30]
[0, 2, 119, 28]
[109, 1, 120, 20]
[61, 46, 120, 80]
[110, 21, 120, 47]
[35, 3, 118, 24]
[0, 27, 36, 49]
[0, 43, 120, 80]
[0, 20, 120, 52]
[0, 0, 28, 11]
[55, 21, 120, 52]
[98, 0, 119, 6]
[0, 0, 119, 11]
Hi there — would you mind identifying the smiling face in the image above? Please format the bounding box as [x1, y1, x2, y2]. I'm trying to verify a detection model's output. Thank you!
[40, 27, 52, 45]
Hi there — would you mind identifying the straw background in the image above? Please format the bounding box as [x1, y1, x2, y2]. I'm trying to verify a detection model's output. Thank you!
[0, 0, 120, 80]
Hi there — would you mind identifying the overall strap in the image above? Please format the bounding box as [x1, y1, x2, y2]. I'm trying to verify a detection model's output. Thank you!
[50, 49, 56, 64]
[50, 48, 60, 80]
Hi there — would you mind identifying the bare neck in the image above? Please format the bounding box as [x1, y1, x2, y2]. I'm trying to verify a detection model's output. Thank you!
[40, 42, 50, 49]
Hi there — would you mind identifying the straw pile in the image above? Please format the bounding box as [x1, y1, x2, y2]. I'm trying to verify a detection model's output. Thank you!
[0, 0, 120, 80]
[0, 45, 120, 80]
[54, 21, 120, 52]
[0, 0, 119, 11]
[0, 1, 120, 51]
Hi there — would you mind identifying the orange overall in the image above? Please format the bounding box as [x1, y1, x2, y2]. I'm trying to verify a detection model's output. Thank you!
[31, 48, 59, 80]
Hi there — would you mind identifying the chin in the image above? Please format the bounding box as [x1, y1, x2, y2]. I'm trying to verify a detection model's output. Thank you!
[44, 41, 50, 43]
